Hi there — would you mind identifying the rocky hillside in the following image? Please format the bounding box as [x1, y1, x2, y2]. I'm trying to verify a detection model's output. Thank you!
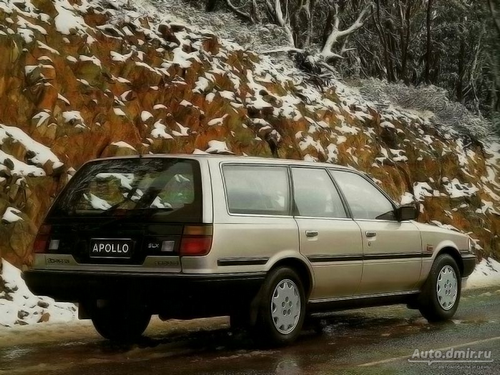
[0, 0, 499, 272]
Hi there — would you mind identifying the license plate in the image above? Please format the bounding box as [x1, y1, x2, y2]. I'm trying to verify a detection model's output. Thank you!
[90, 239, 134, 258]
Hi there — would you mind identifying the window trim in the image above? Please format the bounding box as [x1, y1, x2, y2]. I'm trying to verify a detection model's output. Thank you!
[220, 163, 293, 218]
[218, 163, 399, 221]
[290, 166, 350, 220]
[328, 168, 398, 222]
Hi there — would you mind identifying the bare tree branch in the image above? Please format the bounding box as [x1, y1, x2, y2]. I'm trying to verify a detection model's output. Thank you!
[261, 46, 304, 54]
[321, 3, 372, 60]
[265, 0, 295, 46]
[225, 0, 258, 23]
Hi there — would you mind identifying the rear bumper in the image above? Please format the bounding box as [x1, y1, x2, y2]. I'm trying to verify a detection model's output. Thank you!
[461, 254, 476, 278]
[23, 269, 266, 316]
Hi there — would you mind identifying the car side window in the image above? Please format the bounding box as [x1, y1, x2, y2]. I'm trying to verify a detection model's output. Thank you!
[223, 165, 290, 215]
[292, 168, 347, 218]
[330, 170, 396, 220]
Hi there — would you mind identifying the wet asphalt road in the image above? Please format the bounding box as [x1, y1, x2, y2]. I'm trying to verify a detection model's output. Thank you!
[0, 286, 499, 375]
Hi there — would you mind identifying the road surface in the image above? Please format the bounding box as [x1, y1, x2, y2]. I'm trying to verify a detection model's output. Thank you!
[0, 286, 499, 375]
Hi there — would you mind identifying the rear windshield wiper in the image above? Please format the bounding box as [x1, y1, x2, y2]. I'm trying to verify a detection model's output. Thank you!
[98, 187, 141, 215]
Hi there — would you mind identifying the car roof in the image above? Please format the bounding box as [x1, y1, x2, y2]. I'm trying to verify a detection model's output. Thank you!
[87, 154, 354, 171]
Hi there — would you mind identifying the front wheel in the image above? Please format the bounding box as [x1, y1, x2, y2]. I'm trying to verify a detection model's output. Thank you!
[418, 254, 461, 322]
[254, 267, 306, 346]
[90, 301, 151, 342]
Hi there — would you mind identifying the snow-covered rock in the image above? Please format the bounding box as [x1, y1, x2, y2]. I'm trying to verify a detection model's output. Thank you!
[0, 260, 76, 327]
[465, 258, 500, 290]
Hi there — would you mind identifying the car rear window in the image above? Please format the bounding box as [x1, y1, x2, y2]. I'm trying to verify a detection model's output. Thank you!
[50, 158, 202, 222]
[223, 165, 290, 216]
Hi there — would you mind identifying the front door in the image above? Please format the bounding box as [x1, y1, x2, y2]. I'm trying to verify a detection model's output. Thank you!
[330, 170, 422, 294]
[292, 167, 363, 300]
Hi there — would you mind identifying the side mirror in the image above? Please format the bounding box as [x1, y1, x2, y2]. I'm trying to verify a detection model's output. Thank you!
[397, 204, 419, 221]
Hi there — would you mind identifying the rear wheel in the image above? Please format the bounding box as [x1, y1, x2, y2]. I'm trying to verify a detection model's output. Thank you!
[90, 301, 151, 342]
[418, 254, 461, 322]
[254, 267, 306, 346]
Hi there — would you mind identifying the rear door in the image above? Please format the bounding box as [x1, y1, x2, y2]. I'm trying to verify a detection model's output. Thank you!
[203, 163, 298, 275]
[330, 169, 422, 294]
[291, 167, 363, 299]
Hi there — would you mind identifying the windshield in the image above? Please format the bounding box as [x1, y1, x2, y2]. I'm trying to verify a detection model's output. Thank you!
[50, 158, 202, 222]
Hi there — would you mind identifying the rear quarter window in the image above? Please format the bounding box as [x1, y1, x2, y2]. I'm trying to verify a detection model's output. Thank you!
[223, 165, 290, 216]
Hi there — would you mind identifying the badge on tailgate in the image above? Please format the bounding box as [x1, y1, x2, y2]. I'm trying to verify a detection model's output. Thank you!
[90, 238, 134, 258]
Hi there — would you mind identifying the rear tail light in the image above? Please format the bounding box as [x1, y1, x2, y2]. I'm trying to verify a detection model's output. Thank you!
[180, 225, 212, 256]
[180, 237, 212, 255]
[34, 224, 51, 253]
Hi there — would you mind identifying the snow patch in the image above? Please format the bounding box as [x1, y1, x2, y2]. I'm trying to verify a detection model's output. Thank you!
[413, 182, 433, 202]
[0, 150, 45, 177]
[141, 111, 153, 122]
[62, 111, 85, 126]
[205, 140, 232, 154]
[2, 207, 22, 223]
[208, 115, 228, 127]
[110, 141, 136, 151]
[54, 0, 88, 36]
[0, 260, 76, 327]
[151, 121, 173, 140]
[465, 258, 500, 289]
[0, 125, 63, 169]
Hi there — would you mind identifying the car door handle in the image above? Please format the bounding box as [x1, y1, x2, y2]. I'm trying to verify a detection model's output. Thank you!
[365, 231, 377, 238]
[305, 230, 319, 238]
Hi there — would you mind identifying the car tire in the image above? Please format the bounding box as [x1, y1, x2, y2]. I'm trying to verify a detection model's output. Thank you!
[254, 267, 306, 346]
[91, 301, 151, 342]
[418, 254, 461, 322]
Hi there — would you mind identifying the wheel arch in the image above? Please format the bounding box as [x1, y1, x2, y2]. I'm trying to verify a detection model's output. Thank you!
[434, 246, 464, 276]
[268, 256, 314, 299]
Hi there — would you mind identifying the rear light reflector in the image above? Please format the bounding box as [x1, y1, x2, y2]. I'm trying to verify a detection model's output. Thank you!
[183, 225, 213, 236]
[180, 236, 212, 256]
[34, 224, 51, 253]
[49, 239, 60, 251]
[161, 240, 175, 253]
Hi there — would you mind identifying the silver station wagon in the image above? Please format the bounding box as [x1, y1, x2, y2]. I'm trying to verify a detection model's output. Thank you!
[24, 155, 476, 345]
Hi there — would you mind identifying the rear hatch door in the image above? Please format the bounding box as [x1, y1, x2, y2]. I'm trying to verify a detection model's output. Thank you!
[42, 157, 203, 272]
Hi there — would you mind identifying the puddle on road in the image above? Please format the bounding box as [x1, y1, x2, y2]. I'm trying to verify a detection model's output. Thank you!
[0, 312, 459, 368]
[2, 347, 33, 361]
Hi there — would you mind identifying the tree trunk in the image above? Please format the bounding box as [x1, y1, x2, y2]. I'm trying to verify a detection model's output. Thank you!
[456, 33, 465, 102]
[424, 0, 433, 84]
[206, 0, 218, 12]
[488, 0, 500, 38]
[322, 6, 335, 49]
[400, 1, 414, 84]
[373, 1, 393, 81]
